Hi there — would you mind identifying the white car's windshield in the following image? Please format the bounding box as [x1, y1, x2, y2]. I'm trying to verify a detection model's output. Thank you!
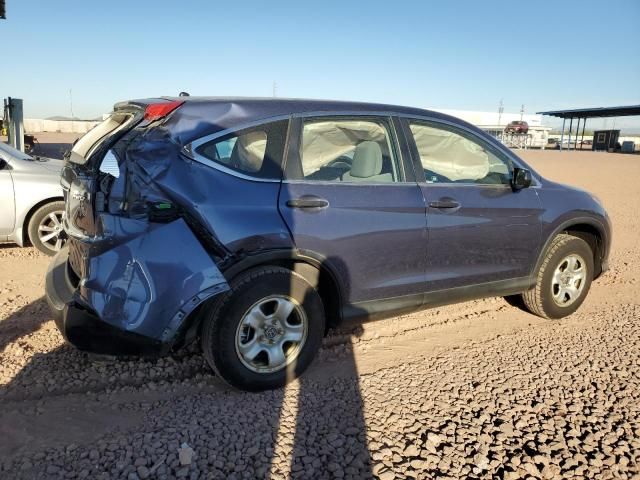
[0, 141, 33, 161]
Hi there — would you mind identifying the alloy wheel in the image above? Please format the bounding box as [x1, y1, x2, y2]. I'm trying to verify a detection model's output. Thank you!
[551, 253, 587, 307]
[235, 295, 308, 373]
[37, 211, 66, 252]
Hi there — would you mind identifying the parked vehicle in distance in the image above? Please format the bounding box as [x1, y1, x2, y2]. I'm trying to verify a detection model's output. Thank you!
[45, 97, 611, 391]
[0, 142, 66, 255]
[505, 120, 529, 134]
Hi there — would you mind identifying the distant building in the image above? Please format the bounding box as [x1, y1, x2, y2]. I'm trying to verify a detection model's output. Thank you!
[592, 129, 620, 151]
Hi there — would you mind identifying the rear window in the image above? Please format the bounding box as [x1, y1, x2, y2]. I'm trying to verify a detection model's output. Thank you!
[69, 113, 133, 164]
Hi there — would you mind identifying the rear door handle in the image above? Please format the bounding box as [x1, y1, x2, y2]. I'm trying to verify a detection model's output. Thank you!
[286, 197, 329, 209]
[428, 199, 460, 209]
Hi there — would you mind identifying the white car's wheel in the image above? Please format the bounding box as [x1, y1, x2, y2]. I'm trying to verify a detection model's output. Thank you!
[27, 201, 67, 256]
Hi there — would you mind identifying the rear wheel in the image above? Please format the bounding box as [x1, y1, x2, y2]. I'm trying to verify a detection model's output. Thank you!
[27, 201, 67, 256]
[515, 234, 594, 319]
[201, 266, 325, 391]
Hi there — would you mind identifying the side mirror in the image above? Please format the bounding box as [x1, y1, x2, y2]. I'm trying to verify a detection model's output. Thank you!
[0, 158, 7, 170]
[512, 167, 532, 191]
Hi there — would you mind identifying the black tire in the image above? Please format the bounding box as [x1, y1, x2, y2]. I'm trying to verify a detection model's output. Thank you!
[201, 266, 325, 391]
[27, 201, 67, 256]
[517, 234, 594, 319]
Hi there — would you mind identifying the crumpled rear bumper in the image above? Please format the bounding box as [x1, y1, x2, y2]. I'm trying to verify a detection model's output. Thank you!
[45, 218, 229, 356]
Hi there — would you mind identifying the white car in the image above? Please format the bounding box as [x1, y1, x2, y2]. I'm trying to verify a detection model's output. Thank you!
[0, 142, 66, 255]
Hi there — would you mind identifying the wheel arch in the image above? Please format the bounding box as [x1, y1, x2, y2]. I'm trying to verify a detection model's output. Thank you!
[20, 197, 65, 246]
[534, 218, 607, 281]
[175, 249, 344, 350]
[222, 249, 344, 331]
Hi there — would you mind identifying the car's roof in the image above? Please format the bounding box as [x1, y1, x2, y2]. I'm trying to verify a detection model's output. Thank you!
[132, 96, 465, 124]
[130, 96, 483, 144]
[118, 95, 532, 174]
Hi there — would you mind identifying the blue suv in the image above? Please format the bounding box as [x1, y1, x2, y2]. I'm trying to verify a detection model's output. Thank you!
[45, 98, 611, 391]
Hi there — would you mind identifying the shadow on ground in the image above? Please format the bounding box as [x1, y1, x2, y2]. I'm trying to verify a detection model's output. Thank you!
[0, 296, 373, 479]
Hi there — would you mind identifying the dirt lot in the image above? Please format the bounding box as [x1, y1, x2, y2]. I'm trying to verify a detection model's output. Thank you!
[1, 150, 639, 479]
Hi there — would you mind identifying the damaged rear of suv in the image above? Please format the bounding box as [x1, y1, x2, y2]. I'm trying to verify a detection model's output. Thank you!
[47, 99, 233, 355]
[47, 97, 321, 391]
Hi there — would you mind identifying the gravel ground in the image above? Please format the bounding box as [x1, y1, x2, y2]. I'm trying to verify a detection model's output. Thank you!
[0, 150, 639, 479]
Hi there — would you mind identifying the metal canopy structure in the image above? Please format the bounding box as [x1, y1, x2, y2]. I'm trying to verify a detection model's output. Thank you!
[536, 105, 640, 151]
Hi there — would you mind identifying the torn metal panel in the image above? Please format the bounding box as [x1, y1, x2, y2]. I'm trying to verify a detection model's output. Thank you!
[120, 125, 293, 254]
[77, 218, 228, 342]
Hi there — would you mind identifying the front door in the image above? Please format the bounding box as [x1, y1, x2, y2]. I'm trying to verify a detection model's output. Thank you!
[403, 118, 543, 292]
[0, 159, 15, 236]
[278, 115, 426, 310]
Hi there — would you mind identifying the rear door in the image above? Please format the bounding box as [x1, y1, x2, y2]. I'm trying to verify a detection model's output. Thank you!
[278, 115, 426, 310]
[402, 117, 543, 292]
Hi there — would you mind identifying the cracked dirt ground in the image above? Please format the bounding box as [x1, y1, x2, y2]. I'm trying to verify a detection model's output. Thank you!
[0, 150, 639, 479]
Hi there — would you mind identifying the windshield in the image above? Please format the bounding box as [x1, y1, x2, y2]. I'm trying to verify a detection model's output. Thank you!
[0, 141, 33, 161]
[69, 112, 133, 164]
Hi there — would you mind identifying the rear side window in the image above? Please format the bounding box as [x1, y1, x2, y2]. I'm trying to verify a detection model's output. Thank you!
[194, 120, 288, 180]
[287, 117, 401, 183]
[408, 121, 512, 185]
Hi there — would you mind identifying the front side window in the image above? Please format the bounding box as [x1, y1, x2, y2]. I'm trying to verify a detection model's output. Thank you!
[408, 121, 512, 185]
[194, 120, 288, 179]
[289, 118, 401, 183]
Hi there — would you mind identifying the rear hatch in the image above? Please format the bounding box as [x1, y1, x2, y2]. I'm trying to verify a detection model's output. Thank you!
[60, 99, 190, 281]
[61, 109, 140, 239]
[61, 99, 185, 239]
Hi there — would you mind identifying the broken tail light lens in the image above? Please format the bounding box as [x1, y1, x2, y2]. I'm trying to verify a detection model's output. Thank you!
[144, 100, 184, 121]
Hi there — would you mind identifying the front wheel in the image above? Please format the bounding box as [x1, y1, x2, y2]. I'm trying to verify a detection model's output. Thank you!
[201, 266, 325, 391]
[516, 234, 594, 319]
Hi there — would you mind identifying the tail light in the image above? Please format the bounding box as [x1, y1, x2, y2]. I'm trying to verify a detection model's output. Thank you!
[144, 100, 184, 121]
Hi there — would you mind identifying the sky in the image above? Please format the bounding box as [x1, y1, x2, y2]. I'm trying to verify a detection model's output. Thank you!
[2, 0, 639, 130]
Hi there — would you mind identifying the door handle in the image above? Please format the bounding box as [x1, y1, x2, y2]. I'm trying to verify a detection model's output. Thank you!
[286, 197, 329, 209]
[428, 199, 460, 209]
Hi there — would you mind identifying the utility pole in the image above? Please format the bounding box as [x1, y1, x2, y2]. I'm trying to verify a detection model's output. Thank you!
[520, 104, 525, 121]
[497, 99, 504, 126]
[5, 98, 25, 152]
[69, 89, 74, 119]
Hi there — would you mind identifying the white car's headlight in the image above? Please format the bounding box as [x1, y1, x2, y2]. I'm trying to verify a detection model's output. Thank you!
[99, 150, 120, 178]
